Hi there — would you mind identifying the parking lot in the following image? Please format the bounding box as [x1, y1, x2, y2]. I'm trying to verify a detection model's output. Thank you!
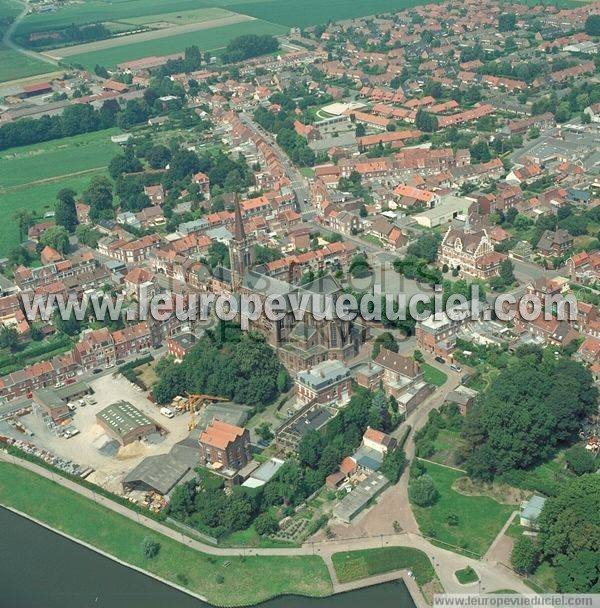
[18, 372, 190, 493]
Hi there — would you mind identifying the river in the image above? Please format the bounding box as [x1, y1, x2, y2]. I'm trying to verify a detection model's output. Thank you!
[0, 507, 416, 608]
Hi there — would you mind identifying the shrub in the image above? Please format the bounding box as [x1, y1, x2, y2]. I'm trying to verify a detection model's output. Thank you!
[565, 445, 595, 476]
[141, 537, 160, 558]
[409, 474, 439, 507]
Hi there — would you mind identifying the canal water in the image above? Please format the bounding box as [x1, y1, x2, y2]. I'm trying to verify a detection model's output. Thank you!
[0, 507, 415, 608]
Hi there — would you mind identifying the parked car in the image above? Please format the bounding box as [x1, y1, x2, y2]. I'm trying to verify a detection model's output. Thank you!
[435, 356, 445, 364]
[450, 364, 462, 372]
[160, 407, 174, 419]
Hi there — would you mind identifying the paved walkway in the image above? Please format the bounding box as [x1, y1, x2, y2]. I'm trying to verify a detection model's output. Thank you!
[0, 451, 532, 599]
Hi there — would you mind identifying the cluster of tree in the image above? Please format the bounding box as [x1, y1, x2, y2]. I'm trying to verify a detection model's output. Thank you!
[155, 46, 203, 78]
[584, 14, 600, 36]
[338, 170, 369, 200]
[531, 82, 600, 124]
[152, 322, 288, 408]
[415, 109, 438, 133]
[461, 347, 597, 480]
[222, 34, 279, 64]
[394, 254, 442, 284]
[488, 258, 516, 292]
[537, 474, 599, 592]
[407, 233, 442, 263]
[0, 78, 179, 151]
[498, 12, 516, 32]
[23, 22, 112, 48]
[254, 106, 315, 166]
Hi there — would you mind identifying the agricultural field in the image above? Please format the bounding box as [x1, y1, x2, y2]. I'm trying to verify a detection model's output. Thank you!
[120, 6, 235, 27]
[65, 18, 286, 70]
[0, 47, 54, 82]
[0, 128, 121, 254]
[0, 128, 122, 188]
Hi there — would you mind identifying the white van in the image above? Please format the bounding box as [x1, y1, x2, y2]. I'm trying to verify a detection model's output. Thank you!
[160, 407, 174, 419]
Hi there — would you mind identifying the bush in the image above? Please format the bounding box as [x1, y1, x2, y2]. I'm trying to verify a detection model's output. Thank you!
[141, 537, 160, 558]
[409, 474, 439, 507]
[254, 512, 279, 536]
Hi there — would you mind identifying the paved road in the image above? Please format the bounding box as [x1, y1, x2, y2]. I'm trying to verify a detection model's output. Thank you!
[2, 0, 58, 67]
[239, 113, 311, 212]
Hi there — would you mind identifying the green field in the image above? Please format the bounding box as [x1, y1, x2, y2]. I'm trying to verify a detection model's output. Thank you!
[422, 363, 447, 387]
[0, 47, 55, 82]
[121, 6, 234, 26]
[14, 0, 209, 35]
[455, 566, 479, 585]
[332, 547, 435, 585]
[0, 128, 122, 189]
[0, 128, 121, 254]
[0, 462, 333, 606]
[411, 461, 513, 556]
[66, 18, 286, 69]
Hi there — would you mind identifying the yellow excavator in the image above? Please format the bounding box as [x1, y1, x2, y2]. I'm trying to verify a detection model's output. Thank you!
[185, 393, 228, 431]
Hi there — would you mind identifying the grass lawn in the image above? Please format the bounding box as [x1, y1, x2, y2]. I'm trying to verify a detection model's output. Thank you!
[332, 547, 435, 585]
[411, 461, 514, 557]
[507, 451, 574, 497]
[0, 128, 122, 188]
[455, 566, 479, 584]
[0, 462, 332, 605]
[422, 363, 447, 387]
[66, 19, 287, 70]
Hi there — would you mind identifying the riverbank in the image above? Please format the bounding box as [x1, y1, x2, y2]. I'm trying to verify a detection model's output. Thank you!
[0, 460, 332, 606]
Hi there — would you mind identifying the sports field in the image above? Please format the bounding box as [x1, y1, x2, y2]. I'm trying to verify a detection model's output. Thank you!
[65, 18, 286, 70]
[0, 128, 121, 254]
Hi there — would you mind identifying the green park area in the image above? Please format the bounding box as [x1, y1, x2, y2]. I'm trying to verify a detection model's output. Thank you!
[0, 462, 333, 606]
[455, 566, 479, 585]
[411, 461, 514, 557]
[332, 547, 435, 585]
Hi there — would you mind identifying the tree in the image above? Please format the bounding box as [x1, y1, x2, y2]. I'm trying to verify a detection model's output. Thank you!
[108, 152, 142, 180]
[372, 332, 399, 358]
[146, 144, 172, 169]
[470, 140, 491, 163]
[349, 254, 370, 278]
[256, 422, 274, 443]
[141, 537, 161, 559]
[565, 445, 595, 476]
[55, 188, 78, 233]
[413, 349, 424, 363]
[170, 148, 200, 180]
[39, 225, 70, 255]
[52, 309, 82, 336]
[511, 536, 539, 574]
[499, 259, 516, 287]
[0, 325, 19, 351]
[83, 175, 114, 221]
[409, 474, 438, 506]
[75, 225, 101, 248]
[381, 447, 407, 483]
[415, 109, 438, 133]
[222, 34, 279, 63]
[254, 512, 278, 536]
[13, 210, 34, 241]
[538, 474, 600, 592]
[498, 12, 516, 32]
[584, 14, 600, 36]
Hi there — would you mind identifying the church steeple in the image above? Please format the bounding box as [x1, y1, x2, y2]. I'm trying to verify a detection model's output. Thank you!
[229, 198, 253, 290]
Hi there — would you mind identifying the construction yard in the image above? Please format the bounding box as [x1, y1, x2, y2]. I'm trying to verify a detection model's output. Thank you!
[13, 372, 190, 493]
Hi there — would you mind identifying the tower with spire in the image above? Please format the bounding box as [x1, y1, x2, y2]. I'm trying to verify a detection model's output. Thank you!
[229, 198, 253, 290]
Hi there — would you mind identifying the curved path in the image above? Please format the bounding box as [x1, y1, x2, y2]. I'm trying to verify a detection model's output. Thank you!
[0, 446, 531, 599]
[2, 0, 59, 67]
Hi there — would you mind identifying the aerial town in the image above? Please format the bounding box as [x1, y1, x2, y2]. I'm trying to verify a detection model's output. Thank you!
[0, 0, 599, 606]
